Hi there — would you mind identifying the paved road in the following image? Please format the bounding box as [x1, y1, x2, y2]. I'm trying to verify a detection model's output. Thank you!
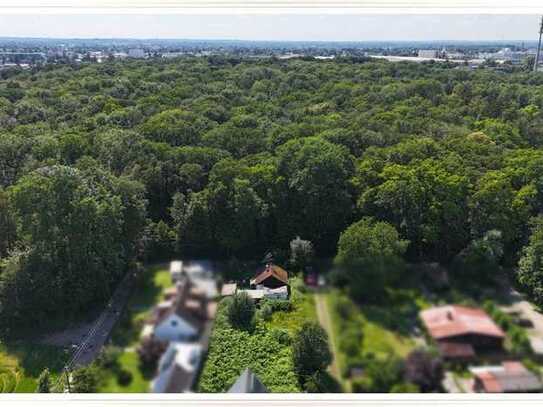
[314, 292, 341, 382]
[74, 270, 139, 367]
[44, 268, 139, 371]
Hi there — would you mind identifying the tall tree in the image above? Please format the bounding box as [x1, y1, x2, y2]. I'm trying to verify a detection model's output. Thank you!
[517, 217, 543, 306]
[0, 165, 146, 330]
[292, 322, 332, 381]
[335, 217, 408, 302]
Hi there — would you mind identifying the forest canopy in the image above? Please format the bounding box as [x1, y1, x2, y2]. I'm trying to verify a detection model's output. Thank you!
[2, 56, 543, 331]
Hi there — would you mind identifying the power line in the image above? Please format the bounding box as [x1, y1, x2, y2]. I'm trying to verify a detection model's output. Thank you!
[53, 270, 135, 392]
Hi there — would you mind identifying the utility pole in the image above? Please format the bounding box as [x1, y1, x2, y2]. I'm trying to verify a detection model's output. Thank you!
[534, 16, 543, 72]
[64, 367, 71, 393]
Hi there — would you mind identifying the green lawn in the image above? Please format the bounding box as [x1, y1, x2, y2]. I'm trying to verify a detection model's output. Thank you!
[97, 263, 174, 392]
[0, 342, 68, 393]
[98, 351, 152, 393]
[267, 280, 317, 334]
[326, 288, 417, 391]
[109, 263, 173, 349]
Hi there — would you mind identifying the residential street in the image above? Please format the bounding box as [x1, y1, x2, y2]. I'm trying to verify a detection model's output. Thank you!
[41, 269, 139, 368]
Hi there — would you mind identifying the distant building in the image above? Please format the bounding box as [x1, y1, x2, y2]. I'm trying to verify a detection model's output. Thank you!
[420, 305, 505, 360]
[228, 368, 269, 393]
[418, 50, 439, 59]
[128, 48, 145, 58]
[162, 52, 186, 59]
[470, 361, 542, 393]
[152, 342, 202, 393]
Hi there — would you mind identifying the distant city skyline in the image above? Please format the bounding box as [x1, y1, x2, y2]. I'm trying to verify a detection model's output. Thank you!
[0, 14, 541, 42]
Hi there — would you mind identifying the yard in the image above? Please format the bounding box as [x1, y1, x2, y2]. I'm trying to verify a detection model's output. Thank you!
[325, 288, 420, 390]
[198, 277, 319, 393]
[96, 262, 174, 392]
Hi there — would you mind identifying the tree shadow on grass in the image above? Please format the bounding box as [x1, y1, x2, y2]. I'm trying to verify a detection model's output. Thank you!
[109, 264, 167, 348]
[2, 342, 68, 378]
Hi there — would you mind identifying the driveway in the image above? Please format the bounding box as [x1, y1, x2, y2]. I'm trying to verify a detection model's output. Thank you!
[499, 288, 543, 354]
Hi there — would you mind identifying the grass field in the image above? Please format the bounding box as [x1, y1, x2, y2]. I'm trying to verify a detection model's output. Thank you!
[326, 288, 417, 389]
[267, 279, 317, 333]
[0, 342, 68, 393]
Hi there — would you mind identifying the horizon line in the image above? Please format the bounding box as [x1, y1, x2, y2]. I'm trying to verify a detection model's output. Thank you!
[0, 36, 539, 43]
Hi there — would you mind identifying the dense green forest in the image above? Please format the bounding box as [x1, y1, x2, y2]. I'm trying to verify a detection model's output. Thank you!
[2, 56, 543, 333]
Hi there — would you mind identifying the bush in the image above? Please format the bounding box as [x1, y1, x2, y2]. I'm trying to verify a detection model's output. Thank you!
[352, 376, 373, 393]
[390, 382, 420, 393]
[483, 300, 532, 355]
[339, 326, 363, 357]
[71, 365, 101, 393]
[97, 346, 122, 372]
[292, 322, 332, 380]
[358, 356, 404, 393]
[259, 302, 274, 321]
[509, 326, 532, 355]
[227, 292, 256, 330]
[116, 369, 133, 386]
[137, 337, 167, 372]
[303, 371, 341, 393]
[36, 368, 50, 393]
[270, 328, 291, 346]
[404, 349, 443, 392]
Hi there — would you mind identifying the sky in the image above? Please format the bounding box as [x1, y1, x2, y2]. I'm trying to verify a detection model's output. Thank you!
[0, 14, 541, 41]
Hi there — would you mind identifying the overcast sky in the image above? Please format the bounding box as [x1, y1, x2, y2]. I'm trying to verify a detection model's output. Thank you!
[0, 14, 541, 41]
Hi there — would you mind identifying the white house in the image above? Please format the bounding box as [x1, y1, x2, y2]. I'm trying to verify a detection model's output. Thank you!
[151, 342, 202, 393]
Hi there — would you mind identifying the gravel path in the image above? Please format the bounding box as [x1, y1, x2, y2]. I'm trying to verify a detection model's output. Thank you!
[314, 292, 341, 382]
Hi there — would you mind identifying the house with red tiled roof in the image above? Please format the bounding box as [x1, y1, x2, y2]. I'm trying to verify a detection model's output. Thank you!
[420, 305, 505, 360]
[470, 361, 542, 393]
[250, 263, 289, 289]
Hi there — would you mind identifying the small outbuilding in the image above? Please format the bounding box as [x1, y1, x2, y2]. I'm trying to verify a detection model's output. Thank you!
[470, 361, 542, 393]
[170, 261, 184, 283]
[420, 305, 505, 360]
[250, 263, 289, 289]
[221, 283, 238, 297]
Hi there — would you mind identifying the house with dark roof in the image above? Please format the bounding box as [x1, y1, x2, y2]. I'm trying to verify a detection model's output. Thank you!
[228, 368, 269, 393]
[470, 361, 542, 393]
[420, 305, 505, 360]
[250, 263, 289, 289]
